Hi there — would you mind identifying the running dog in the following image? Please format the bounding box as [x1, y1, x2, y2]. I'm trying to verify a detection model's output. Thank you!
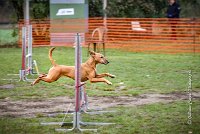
[31, 47, 115, 86]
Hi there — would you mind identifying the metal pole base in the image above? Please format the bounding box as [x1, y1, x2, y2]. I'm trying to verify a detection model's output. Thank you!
[19, 70, 35, 82]
[55, 128, 97, 133]
[40, 117, 95, 132]
[83, 110, 116, 115]
[55, 121, 115, 132]
[19, 70, 27, 81]
[46, 109, 116, 116]
[56, 127, 98, 133]
[41, 112, 114, 133]
[80, 121, 115, 126]
[27, 68, 33, 75]
[41, 122, 73, 126]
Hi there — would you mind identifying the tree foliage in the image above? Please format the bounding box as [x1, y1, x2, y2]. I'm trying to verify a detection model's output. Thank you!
[9, 0, 24, 21]
[8, 0, 49, 21]
[179, 0, 200, 17]
[90, 0, 200, 18]
[89, 0, 103, 17]
[30, 0, 49, 19]
[8, 0, 200, 21]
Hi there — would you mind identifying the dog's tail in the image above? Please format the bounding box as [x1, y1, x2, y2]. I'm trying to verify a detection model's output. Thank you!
[49, 47, 57, 66]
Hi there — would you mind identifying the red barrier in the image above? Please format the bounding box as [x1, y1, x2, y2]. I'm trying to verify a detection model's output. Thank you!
[18, 18, 200, 54]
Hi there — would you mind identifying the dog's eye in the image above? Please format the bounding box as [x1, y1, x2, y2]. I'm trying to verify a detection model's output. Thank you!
[100, 56, 103, 58]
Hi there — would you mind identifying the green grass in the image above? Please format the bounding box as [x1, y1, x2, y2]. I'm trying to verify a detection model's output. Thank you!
[0, 29, 18, 46]
[0, 100, 199, 134]
[0, 47, 200, 133]
[0, 47, 199, 99]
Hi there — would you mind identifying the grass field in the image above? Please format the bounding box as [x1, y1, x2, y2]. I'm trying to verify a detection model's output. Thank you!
[0, 100, 199, 134]
[0, 47, 199, 99]
[0, 29, 18, 46]
[0, 47, 199, 133]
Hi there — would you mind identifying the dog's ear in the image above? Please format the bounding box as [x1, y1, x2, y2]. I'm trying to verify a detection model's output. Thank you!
[89, 50, 96, 56]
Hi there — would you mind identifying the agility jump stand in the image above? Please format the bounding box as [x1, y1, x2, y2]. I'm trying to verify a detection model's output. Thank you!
[41, 33, 115, 132]
[19, 25, 39, 81]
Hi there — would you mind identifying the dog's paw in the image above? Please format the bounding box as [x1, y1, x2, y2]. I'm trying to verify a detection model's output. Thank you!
[110, 75, 116, 78]
[107, 81, 112, 85]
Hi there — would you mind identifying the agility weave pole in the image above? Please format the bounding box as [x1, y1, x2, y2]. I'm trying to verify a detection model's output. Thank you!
[41, 33, 115, 132]
[19, 26, 27, 81]
[27, 25, 33, 75]
[19, 25, 39, 81]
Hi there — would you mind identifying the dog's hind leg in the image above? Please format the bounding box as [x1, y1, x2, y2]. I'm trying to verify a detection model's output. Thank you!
[31, 77, 41, 85]
[31, 74, 48, 86]
[31, 75, 58, 86]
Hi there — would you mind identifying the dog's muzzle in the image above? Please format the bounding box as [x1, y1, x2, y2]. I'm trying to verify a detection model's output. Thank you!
[103, 60, 109, 65]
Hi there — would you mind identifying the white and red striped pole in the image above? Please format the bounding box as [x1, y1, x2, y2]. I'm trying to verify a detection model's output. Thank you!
[19, 27, 27, 81]
[74, 33, 81, 128]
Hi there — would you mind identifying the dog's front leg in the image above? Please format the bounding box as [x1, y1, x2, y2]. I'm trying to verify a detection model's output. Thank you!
[96, 73, 116, 78]
[89, 77, 112, 85]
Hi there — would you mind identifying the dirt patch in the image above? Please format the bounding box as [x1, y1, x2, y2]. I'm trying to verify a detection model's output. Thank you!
[0, 84, 15, 90]
[0, 92, 199, 118]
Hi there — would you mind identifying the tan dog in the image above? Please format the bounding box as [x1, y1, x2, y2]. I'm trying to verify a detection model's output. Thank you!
[31, 47, 115, 86]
